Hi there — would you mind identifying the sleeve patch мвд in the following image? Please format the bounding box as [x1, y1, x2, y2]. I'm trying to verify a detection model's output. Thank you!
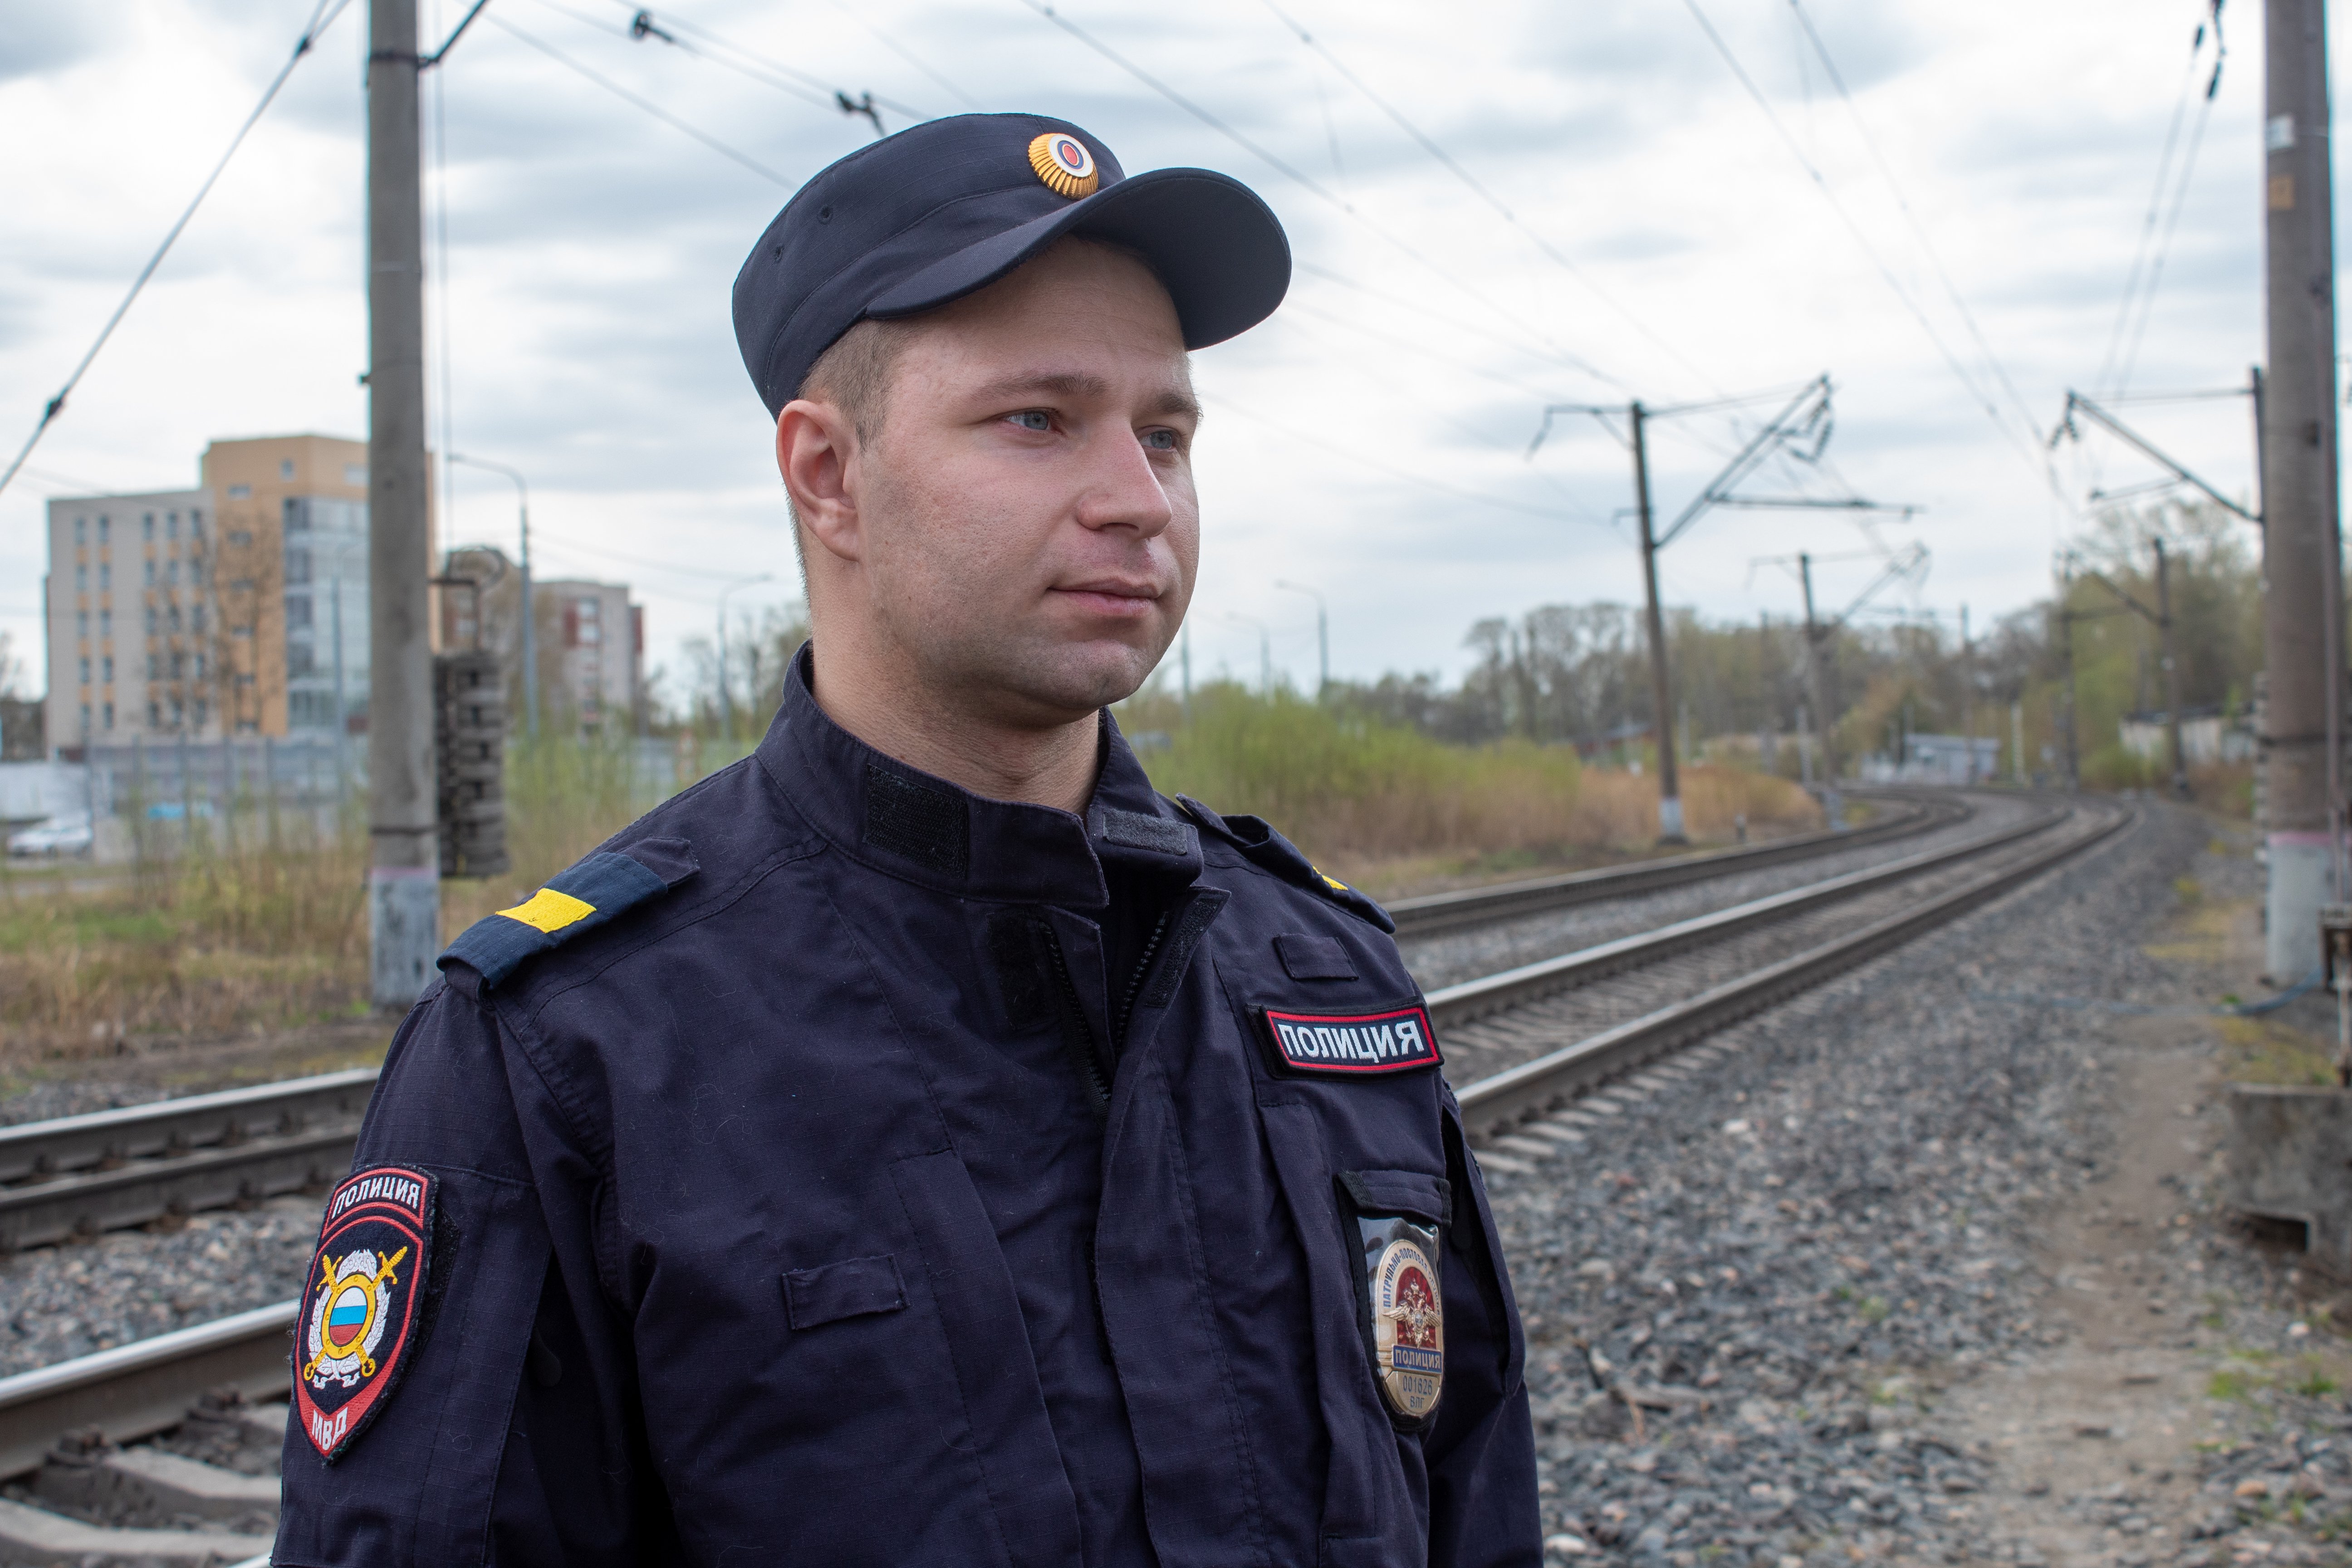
[293, 1166, 438, 1463]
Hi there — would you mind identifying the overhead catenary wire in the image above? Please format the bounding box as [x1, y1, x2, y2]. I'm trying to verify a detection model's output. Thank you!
[1255, 0, 1729, 402]
[1009, 0, 1637, 399]
[2097, 5, 2223, 398]
[1676, 0, 2057, 495]
[485, 15, 793, 186]
[2115, 44, 2222, 397]
[0, 0, 357, 502]
[1200, 390, 1617, 530]
[1781, 0, 2046, 461]
[547, 0, 926, 129]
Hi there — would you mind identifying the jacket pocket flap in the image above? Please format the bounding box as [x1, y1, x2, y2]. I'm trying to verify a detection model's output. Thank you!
[783, 1254, 908, 1329]
[1337, 1169, 1450, 1225]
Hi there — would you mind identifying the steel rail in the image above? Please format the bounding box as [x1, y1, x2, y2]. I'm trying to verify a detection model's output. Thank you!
[1425, 801, 2070, 1029]
[1451, 799, 2133, 1139]
[1387, 789, 1966, 937]
[0, 1301, 294, 1480]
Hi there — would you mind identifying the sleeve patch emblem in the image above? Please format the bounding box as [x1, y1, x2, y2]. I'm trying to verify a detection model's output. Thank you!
[293, 1166, 436, 1463]
[495, 885, 594, 934]
[1261, 1004, 1441, 1076]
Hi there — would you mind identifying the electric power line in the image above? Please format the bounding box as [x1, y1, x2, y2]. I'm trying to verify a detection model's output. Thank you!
[2097, 4, 2224, 397]
[1677, 0, 2056, 492]
[1200, 390, 1616, 529]
[2115, 52, 2221, 395]
[0, 0, 357, 502]
[1782, 0, 2045, 457]
[1256, 0, 1728, 401]
[1010, 0, 1636, 398]
[485, 14, 793, 186]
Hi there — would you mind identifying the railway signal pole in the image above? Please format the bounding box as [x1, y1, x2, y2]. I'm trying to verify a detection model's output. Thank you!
[366, 0, 439, 1007]
[2260, 0, 2344, 984]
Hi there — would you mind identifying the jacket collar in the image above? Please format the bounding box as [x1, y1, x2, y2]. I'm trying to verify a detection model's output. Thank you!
[755, 642, 1199, 909]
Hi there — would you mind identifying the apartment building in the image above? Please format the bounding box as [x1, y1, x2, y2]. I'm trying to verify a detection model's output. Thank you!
[44, 434, 376, 750]
[438, 547, 643, 731]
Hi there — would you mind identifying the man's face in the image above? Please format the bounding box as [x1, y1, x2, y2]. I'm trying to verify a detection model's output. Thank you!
[825, 240, 1200, 726]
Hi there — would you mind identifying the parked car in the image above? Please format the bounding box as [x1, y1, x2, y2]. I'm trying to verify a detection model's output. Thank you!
[6, 813, 94, 857]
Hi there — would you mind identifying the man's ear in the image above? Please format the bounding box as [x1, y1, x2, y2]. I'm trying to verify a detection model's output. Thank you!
[777, 398, 862, 565]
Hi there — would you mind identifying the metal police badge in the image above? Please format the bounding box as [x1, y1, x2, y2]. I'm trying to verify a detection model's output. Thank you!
[1028, 131, 1100, 198]
[293, 1166, 436, 1462]
[1356, 1210, 1444, 1423]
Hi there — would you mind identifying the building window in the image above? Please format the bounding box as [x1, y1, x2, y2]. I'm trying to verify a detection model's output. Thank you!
[74, 564, 87, 593]
[288, 643, 315, 676]
[147, 654, 159, 679]
[73, 517, 86, 545]
[171, 652, 184, 680]
[344, 464, 367, 486]
[167, 511, 179, 539]
[98, 564, 110, 593]
[285, 547, 311, 585]
[191, 606, 205, 634]
[167, 559, 180, 587]
[279, 459, 295, 480]
[193, 700, 207, 728]
[170, 697, 183, 725]
[167, 605, 181, 633]
[228, 531, 253, 549]
[99, 611, 110, 638]
[148, 701, 161, 727]
[227, 485, 250, 500]
[142, 514, 154, 541]
[190, 509, 204, 536]
[97, 515, 109, 544]
[76, 611, 88, 637]
[286, 595, 312, 628]
[143, 559, 156, 588]
[102, 657, 113, 683]
[189, 560, 204, 587]
[195, 653, 207, 679]
[102, 702, 113, 731]
[79, 703, 90, 736]
[145, 607, 158, 636]
[78, 657, 90, 685]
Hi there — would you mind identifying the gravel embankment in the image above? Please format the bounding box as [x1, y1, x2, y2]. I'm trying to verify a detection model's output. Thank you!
[1491, 804, 2352, 1567]
[0, 1198, 319, 1378]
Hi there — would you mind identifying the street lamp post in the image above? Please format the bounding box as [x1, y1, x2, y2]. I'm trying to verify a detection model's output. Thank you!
[715, 573, 774, 746]
[448, 453, 535, 740]
[1222, 612, 1272, 696]
[1274, 580, 1328, 697]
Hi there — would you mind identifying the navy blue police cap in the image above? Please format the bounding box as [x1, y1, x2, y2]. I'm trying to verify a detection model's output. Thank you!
[733, 112, 1291, 417]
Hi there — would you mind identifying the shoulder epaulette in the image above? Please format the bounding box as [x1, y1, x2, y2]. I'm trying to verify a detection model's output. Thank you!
[1172, 795, 1395, 934]
[439, 836, 700, 990]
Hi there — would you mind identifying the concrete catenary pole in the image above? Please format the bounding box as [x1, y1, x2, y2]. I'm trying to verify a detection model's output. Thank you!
[2154, 537, 2188, 799]
[366, 0, 440, 1007]
[1631, 402, 1686, 845]
[2260, 0, 2343, 983]
[1797, 553, 1842, 825]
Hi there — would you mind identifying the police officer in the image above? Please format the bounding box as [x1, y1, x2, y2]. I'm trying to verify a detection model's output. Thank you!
[275, 112, 1538, 1567]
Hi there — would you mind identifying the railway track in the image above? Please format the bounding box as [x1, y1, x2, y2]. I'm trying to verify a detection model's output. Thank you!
[1386, 787, 1963, 936]
[0, 788, 2125, 1565]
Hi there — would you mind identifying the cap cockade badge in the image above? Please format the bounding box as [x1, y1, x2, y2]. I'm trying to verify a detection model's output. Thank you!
[1028, 132, 1100, 199]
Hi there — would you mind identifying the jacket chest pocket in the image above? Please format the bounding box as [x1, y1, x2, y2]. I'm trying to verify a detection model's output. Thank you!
[1257, 1104, 1445, 1558]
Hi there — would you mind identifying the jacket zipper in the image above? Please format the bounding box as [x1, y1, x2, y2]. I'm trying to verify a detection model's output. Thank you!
[1040, 925, 1113, 1113]
[1111, 908, 1173, 1053]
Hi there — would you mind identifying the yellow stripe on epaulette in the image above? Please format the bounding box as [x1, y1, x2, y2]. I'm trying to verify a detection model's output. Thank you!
[496, 887, 595, 934]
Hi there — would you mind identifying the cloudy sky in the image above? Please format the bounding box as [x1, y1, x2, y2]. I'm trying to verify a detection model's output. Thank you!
[0, 0, 2301, 703]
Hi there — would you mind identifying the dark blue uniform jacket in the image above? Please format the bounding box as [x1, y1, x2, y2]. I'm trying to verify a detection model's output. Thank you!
[275, 656, 1538, 1567]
